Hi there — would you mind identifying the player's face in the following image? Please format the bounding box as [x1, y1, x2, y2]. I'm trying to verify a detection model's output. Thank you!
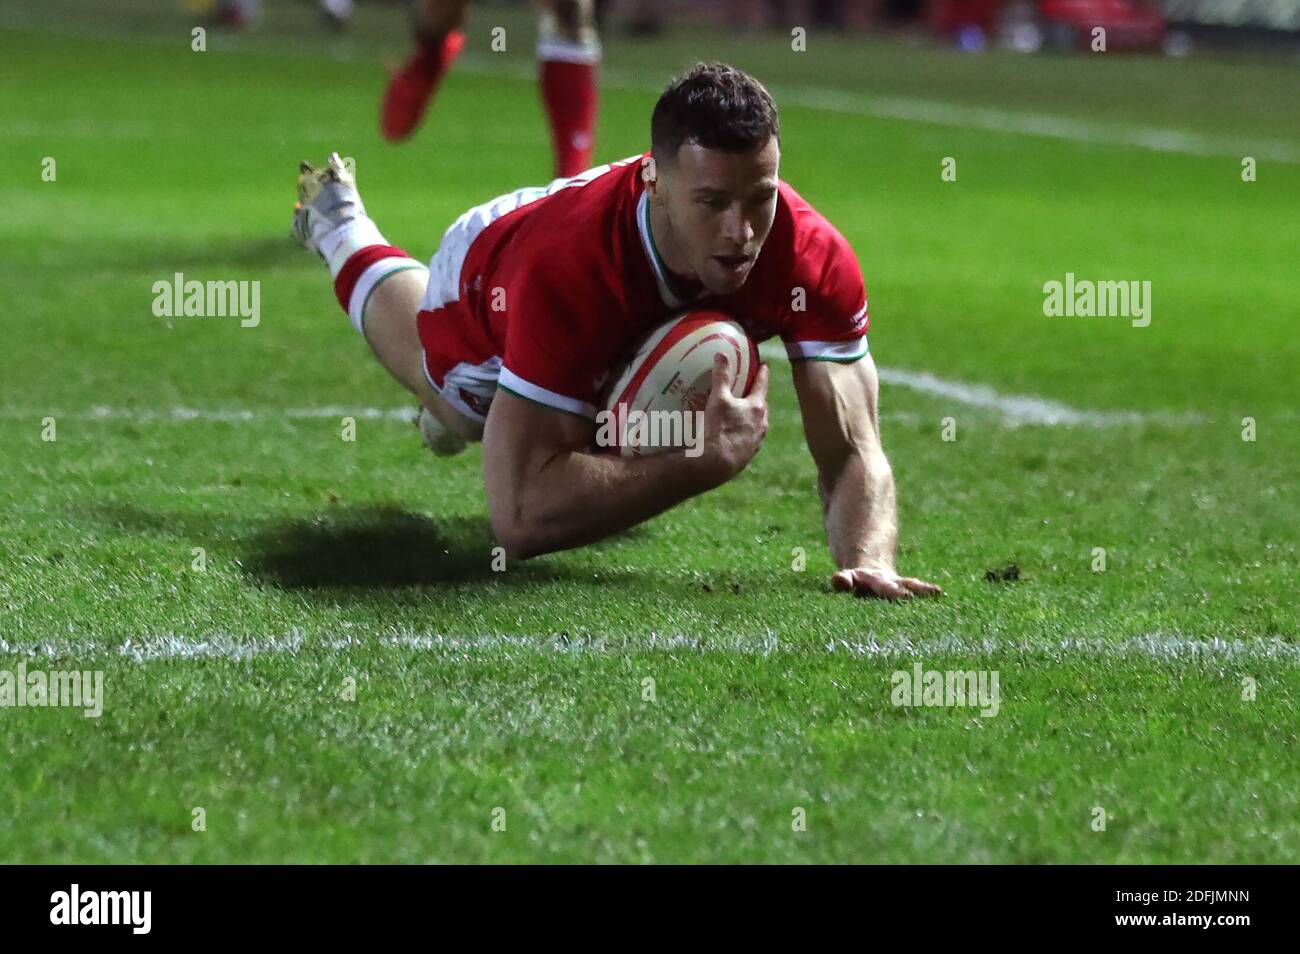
[662, 138, 780, 295]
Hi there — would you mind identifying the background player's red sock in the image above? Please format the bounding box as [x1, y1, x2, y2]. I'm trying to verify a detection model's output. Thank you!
[381, 30, 465, 141]
[537, 15, 600, 179]
[539, 59, 598, 178]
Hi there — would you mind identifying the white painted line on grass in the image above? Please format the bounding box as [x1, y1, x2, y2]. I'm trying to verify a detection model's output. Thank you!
[756, 343, 1187, 426]
[0, 351, 1191, 431]
[2, 631, 1297, 664]
[875, 368, 1149, 427]
[0, 384, 1173, 430]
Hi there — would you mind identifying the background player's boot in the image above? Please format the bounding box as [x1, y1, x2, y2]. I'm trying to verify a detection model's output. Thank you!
[319, 0, 352, 31]
[380, 30, 466, 141]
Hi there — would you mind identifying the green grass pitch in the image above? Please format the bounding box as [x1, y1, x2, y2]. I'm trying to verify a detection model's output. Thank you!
[0, 2, 1297, 862]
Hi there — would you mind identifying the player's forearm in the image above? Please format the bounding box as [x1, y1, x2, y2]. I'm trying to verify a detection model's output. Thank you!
[819, 447, 898, 570]
[496, 449, 718, 559]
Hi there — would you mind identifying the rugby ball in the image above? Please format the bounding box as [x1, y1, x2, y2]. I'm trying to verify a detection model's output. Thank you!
[598, 311, 758, 457]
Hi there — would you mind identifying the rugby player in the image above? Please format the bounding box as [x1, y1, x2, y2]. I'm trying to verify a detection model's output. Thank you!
[292, 63, 940, 600]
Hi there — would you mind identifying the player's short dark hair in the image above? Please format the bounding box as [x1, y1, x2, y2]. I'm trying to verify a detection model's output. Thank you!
[651, 63, 780, 162]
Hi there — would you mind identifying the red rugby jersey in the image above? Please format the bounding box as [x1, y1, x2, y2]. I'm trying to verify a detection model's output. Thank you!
[438, 154, 869, 419]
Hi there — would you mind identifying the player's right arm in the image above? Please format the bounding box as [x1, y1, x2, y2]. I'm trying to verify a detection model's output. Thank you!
[482, 356, 770, 560]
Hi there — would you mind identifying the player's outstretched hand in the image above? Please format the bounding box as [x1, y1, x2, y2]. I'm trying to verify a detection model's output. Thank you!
[831, 566, 942, 601]
[699, 354, 770, 486]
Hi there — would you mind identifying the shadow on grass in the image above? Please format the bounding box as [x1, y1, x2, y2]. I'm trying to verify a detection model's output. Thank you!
[242, 508, 650, 595]
[243, 508, 524, 589]
[80, 502, 646, 595]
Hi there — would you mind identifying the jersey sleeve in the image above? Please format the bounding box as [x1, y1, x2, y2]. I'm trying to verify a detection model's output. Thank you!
[781, 228, 870, 363]
[497, 263, 618, 421]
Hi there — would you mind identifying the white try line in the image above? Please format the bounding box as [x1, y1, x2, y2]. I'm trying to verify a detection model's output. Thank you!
[2, 630, 1297, 664]
[0, 352, 1189, 429]
[876, 368, 1154, 427]
[0, 403, 938, 428]
[4, 19, 1297, 165]
[757, 343, 1190, 426]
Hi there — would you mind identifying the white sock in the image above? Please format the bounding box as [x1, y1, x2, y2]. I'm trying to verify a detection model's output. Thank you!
[537, 11, 601, 63]
[320, 216, 388, 277]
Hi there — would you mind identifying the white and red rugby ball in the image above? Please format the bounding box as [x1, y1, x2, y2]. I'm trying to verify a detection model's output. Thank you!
[599, 311, 759, 457]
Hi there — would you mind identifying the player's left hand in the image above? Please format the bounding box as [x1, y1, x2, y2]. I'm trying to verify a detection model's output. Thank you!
[831, 566, 942, 601]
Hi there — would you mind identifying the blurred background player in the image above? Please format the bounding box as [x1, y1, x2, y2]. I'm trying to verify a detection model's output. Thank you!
[382, 0, 601, 178]
[214, 0, 354, 31]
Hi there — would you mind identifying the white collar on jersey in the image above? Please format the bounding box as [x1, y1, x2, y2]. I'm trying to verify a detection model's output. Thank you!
[637, 189, 707, 311]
